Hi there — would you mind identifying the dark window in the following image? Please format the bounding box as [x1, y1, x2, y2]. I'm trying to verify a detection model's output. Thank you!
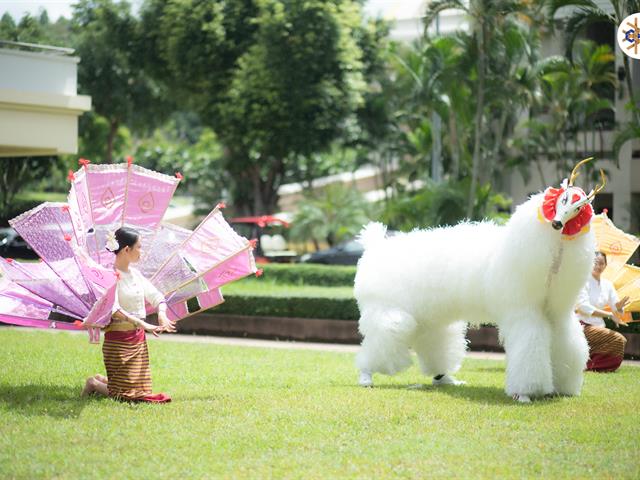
[591, 192, 613, 219]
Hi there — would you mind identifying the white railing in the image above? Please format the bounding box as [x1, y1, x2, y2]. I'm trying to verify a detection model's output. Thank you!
[0, 44, 80, 96]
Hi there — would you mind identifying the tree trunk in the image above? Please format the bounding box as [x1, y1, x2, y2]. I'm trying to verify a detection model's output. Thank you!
[0, 162, 27, 213]
[623, 55, 638, 123]
[449, 113, 460, 180]
[251, 166, 265, 215]
[105, 119, 119, 163]
[249, 160, 283, 215]
[536, 158, 547, 187]
[467, 20, 486, 219]
[485, 108, 508, 185]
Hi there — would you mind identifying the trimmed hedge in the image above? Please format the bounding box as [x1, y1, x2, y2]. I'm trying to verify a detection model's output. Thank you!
[214, 294, 359, 321]
[260, 263, 356, 287]
[210, 293, 640, 333]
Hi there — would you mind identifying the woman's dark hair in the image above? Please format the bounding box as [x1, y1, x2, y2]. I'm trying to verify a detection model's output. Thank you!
[107, 227, 139, 254]
[595, 251, 607, 265]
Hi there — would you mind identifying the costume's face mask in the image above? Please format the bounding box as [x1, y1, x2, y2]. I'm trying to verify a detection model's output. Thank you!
[539, 158, 606, 237]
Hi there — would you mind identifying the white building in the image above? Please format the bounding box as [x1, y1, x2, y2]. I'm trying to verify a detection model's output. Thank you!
[0, 40, 91, 157]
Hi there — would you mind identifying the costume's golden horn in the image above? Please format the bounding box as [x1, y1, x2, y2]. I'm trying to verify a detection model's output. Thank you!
[587, 169, 607, 200]
[569, 157, 594, 186]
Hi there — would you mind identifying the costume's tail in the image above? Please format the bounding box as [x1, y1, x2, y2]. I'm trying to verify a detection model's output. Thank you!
[357, 222, 387, 249]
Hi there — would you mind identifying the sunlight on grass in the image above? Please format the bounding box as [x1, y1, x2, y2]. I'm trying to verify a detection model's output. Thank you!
[224, 278, 354, 298]
[0, 329, 638, 478]
[15, 191, 67, 203]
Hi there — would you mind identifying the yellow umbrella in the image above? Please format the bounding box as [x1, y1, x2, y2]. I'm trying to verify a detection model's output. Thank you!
[592, 212, 640, 318]
[613, 264, 640, 314]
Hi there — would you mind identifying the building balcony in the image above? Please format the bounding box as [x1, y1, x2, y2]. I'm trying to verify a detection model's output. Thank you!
[0, 41, 91, 157]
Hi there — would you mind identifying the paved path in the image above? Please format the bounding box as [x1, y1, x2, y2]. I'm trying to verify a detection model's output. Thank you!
[10, 327, 638, 366]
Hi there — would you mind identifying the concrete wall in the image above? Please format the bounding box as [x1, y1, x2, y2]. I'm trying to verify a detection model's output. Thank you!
[0, 47, 91, 157]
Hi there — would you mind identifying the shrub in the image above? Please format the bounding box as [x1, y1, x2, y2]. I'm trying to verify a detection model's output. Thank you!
[260, 264, 356, 287]
[212, 294, 359, 321]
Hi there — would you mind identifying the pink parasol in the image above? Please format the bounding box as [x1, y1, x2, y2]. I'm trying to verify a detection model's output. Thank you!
[0, 159, 258, 341]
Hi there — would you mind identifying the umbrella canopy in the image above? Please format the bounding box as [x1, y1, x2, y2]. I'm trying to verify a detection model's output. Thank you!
[0, 160, 258, 336]
[592, 212, 640, 316]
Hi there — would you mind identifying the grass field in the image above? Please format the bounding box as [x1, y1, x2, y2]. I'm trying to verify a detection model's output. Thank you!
[223, 278, 354, 298]
[1, 328, 638, 479]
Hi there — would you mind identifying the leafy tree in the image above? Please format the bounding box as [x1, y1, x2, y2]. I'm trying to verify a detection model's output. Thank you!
[0, 157, 59, 215]
[0, 13, 17, 39]
[72, 0, 170, 162]
[143, 0, 369, 215]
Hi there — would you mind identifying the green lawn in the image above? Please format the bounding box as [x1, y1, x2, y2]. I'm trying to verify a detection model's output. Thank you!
[224, 277, 354, 298]
[1, 329, 638, 479]
[14, 191, 68, 203]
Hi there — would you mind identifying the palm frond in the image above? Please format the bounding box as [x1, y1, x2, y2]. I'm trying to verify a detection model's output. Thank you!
[563, 8, 614, 59]
[422, 0, 468, 36]
[612, 121, 640, 164]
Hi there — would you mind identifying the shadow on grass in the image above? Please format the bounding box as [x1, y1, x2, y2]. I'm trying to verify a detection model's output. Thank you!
[363, 383, 561, 405]
[467, 366, 506, 373]
[0, 383, 91, 418]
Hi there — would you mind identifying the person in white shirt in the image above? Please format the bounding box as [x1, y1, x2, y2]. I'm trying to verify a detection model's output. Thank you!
[575, 251, 629, 372]
[82, 227, 176, 401]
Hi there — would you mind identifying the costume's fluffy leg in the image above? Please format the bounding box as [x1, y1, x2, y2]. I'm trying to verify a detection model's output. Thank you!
[550, 316, 589, 396]
[413, 321, 468, 377]
[356, 308, 416, 378]
[500, 309, 554, 398]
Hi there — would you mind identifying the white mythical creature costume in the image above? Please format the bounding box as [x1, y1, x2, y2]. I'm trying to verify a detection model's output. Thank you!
[354, 159, 605, 402]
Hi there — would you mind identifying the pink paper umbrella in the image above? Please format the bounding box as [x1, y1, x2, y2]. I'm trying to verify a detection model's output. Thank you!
[0, 159, 258, 341]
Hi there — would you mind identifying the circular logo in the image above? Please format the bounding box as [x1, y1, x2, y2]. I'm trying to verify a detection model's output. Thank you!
[618, 14, 640, 59]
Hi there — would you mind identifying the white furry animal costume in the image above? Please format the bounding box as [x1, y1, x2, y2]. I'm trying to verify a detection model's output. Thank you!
[355, 159, 605, 402]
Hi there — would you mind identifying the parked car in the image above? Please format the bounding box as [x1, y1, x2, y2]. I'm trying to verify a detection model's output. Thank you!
[229, 215, 297, 263]
[300, 231, 400, 266]
[0, 227, 38, 259]
[299, 239, 364, 265]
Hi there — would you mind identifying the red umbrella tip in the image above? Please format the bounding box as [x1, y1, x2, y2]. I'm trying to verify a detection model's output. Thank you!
[126, 155, 133, 166]
[6, 258, 13, 263]
[175, 172, 183, 180]
[249, 238, 258, 249]
[255, 269, 264, 277]
[63, 234, 72, 242]
[78, 158, 91, 168]
[61, 205, 70, 212]
[67, 170, 75, 182]
[217, 202, 226, 209]
[603, 208, 608, 215]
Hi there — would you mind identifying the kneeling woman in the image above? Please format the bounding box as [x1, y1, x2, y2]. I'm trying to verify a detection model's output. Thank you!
[576, 251, 630, 372]
[82, 227, 176, 402]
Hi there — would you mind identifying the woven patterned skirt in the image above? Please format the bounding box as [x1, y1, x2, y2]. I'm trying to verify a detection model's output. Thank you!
[102, 329, 170, 402]
[582, 323, 627, 372]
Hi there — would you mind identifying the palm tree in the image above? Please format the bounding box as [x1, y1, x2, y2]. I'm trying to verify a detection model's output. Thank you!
[423, 0, 535, 218]
[548, 0, 640, 122]
[514, 40, 615, 178]
[393, 34, 473, 182]
[290, 184, 373, 249]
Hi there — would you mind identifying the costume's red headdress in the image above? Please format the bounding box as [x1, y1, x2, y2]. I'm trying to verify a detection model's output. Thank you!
[539, 157, 606, 237]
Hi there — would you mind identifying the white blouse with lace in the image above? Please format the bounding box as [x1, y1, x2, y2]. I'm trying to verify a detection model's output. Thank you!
[575, 276, 621, 328]
[114, 267, 165, 319]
